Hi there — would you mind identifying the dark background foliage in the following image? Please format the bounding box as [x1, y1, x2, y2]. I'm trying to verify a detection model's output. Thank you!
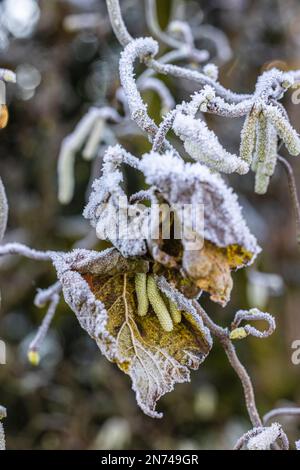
[0, 0, 300, 449]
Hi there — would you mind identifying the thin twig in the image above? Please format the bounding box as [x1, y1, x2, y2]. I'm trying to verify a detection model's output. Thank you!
[278, 155, 300, 245]
[105, 0, 252, 104]
[106, 0, 133, 47]
[234, 423, 289, 450]
[29, 291, 60, 362]
[192, 300, 262, 428]
[0, 243, 55, 261]
[263, 407, 300, 426]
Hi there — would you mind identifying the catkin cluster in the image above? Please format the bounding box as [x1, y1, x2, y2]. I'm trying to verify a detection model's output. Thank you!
[135, 273, 182, 332]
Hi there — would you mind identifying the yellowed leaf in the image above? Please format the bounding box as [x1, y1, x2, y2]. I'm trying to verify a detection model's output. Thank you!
[82, 270, 211, 417]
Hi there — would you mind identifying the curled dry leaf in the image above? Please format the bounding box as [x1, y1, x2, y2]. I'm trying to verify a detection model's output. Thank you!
[52, 247, 212, 418]
[84, 146, 260, 306]
[140, 152, 261, 305]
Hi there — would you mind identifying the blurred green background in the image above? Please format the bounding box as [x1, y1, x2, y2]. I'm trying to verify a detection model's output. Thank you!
[0, 0, 300, 450]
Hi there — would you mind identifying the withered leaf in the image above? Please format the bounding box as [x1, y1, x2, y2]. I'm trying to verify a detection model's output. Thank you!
[52, 248, 212, 418]
[141, 152, 261, 305]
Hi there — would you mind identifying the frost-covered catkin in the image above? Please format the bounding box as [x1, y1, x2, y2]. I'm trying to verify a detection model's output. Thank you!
[135, 273, 149, 317]
[173, 113, 249, 174]
[147, 275, 173, 332]
[254, 123, 278, 194]
[168, 299, 182, 324]
[253, 114, 268, 168]
[82, 118, 105, 161]
[263, 103, 300, 156]
[240, 109, 258, 164]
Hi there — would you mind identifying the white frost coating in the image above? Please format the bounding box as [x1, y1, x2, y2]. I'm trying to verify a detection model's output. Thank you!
[83, 145, 149, 257]
[119, 37, 159, 137]
[173, 112, 249, 175]
[140, 151, 260, 262]
[247, 423, 282, 450]
[58, 107, 122, 204]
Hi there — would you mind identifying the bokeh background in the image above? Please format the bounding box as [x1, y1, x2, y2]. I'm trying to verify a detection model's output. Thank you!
[0, 0, 300, 450]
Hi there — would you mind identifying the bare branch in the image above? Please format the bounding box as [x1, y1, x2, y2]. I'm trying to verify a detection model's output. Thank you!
[0, 243, 54, 261]
[106, 0, 133, 47]
[192, 300, 262, 428]
[278, 155, 300, 245]
[263, 407, 300, 425]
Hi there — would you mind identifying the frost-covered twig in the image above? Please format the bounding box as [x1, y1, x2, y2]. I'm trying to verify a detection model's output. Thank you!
[105, 0, 251, 104]
[230, 308, 276, 340]
[0, 243, 54, 261]
[192, 300, 262, 428]
[263, 407, 300, 425]
[119, 37, 177, 153]
[28, 283, 61, 366]
[234, 423, 289, 450]
[0, 178, 8, 242]
[145, 0, 186, 51]
[106, 0, 133, 47]
[145, 0, 208, 63]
